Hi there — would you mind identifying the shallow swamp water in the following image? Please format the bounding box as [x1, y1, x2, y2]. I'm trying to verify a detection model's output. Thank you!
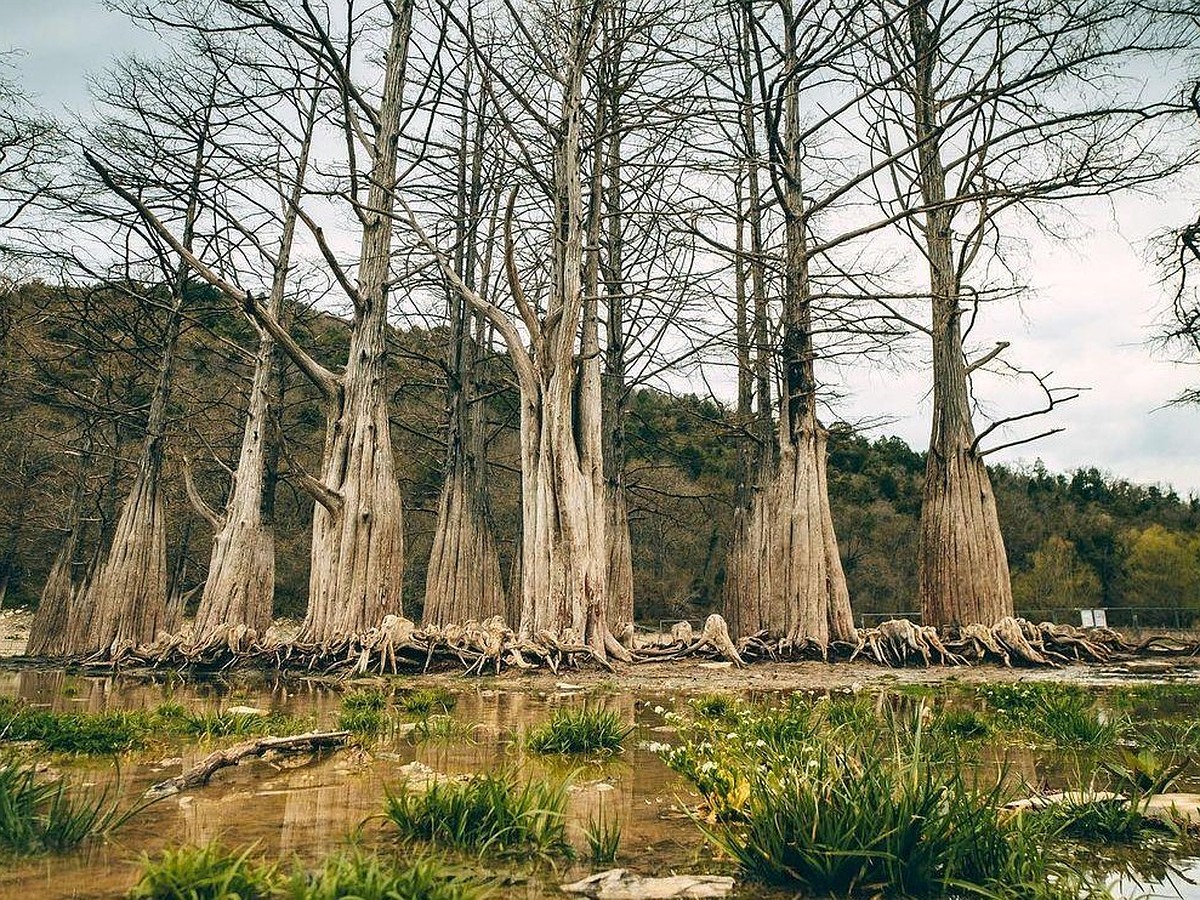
[2, 663, 1200, 899]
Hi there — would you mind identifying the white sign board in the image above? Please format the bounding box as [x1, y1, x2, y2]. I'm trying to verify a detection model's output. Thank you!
[1079, 609, 1107, 628]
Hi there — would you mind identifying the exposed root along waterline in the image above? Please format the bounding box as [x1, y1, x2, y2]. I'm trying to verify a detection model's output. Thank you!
[28, 613, 1188, 677]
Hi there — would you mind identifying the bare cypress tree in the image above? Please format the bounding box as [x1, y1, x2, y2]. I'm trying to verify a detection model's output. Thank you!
[710, 0, 873, 646]
[66, 60, 221, 656]
[186, 88, 319, 645]
[93, 0, 421, 644]
[408, 0, 631, 662]
[423, 58, 506, 627]
[857, 0, 1190, 626]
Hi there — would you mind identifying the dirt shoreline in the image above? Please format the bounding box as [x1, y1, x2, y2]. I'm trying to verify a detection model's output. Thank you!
[1, 607, 1192, 694]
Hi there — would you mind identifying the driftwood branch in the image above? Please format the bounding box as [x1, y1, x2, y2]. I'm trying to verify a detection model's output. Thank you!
[145, 730, 350, 799]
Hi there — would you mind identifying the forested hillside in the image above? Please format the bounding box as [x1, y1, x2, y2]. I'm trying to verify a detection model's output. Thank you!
[1, 281, 1194, 628]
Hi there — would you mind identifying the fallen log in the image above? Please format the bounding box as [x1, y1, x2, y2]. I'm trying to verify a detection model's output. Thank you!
[144, 730, 350, 799]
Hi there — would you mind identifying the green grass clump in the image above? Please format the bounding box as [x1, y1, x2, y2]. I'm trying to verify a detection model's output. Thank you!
[131, 843, 487, 900]
[129, 842, 277, 899]
[703, 745, 1078, 898]
[527, 706, 632, 755]
[284, 849, 486, 900]
[411, 715, 474, 744]
[176, 709, 310, 740]
[0, 699, 308, 754]
[661, 700, 1105, 899]
[341, 687, 388, 713]
[931, 707, 990, 740]
[583, 809, 621, 864]
[975, 683, 1122, 747]
[337, 689, 389, 736]
[0, 699, 145, 753]
[338, 707, 386, 736]
[0, 759, 141, 855]
[1044, 797, 1149, 843]
[1035, 693, 1123, 748]
[398, 688, 456, 716]
[690, 694, 737, 719]
[383, 769, 571, 859]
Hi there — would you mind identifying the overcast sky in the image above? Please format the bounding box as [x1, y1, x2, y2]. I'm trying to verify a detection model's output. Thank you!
[5, 0, 1199, 495]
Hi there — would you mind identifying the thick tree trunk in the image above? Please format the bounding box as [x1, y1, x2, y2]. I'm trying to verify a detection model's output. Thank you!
[725, 0, 853, 645]
[70, 280, 185, 656]
[300, 7, 411, 643]
[417, 2, 622, 660]
[188, 98, 314, 645]
[190, 340, 277, 639]
[27, 466, 86, 657]
[75, 458, 171, 655]
[517, 378, 613, 658]
[908, 0, 1013, 626]
[600, 73, 634, 642]
[424, 71, 505, 627]
[301, 303, 405, 642]
[723, 2, 775, 637]
[770, 418, 855, 644]
[604, 485, 634, 640]
[423, 459, 505, 625]
[516, 19, 623, 662]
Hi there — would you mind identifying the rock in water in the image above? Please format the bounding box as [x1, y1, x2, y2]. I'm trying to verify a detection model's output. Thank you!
[561, 868, 735, 899]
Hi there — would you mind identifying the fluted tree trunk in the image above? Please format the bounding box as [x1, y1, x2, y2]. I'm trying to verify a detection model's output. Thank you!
[723, 0, 774, 635]
[423, 63, 505, 627]
[723, 0, 854, 645]
[92, 5, 416, 646]
[906, 0, 1012, 626]
[407, 0, 627, 663]
[186, 95, 317, 644]
[301, 9, 412, 641]
[73, 290, 184, 655]
[70, 101, 212, 656]
[590, 12, 635, 643]
[27, 417, 98, 657]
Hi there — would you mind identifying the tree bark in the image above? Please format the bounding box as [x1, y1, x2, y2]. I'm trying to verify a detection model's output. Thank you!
[27, 429, 92, 657]
[189, 336, 278, 639]
[509, 11, 622, 662]
[599, 30, 634, 641]
[724, 0, 853, 645]
[423, 63, 505, 627]
[908, 0, 1013, 627]
[409, 1, 624, 662]
[189, 94, 316, 644]
[300, 7, 412, 643]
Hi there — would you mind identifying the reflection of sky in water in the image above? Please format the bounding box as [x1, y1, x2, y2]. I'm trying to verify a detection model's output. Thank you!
[1, 669, 1199, 899]
[0, 669, 701, 899]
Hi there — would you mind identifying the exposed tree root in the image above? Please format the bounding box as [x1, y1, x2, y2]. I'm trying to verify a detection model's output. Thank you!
[39, 613, 1186, 676]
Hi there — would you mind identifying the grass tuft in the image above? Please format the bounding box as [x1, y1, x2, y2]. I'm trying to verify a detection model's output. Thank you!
[336, 688, 392, 735]
[662, 699, 1103, 899]
[931, 707, 990, 740]
[411, 715, 474, 744]
[527, 706, 632, 755]
[399, 688, 457, 716]
[690, 694, 737, 720]
[0, 699, 310, 754]
[0, 757, 144, 855]
[583, 809, 621, 864]
[129, 842, 277, 899]
[383, 768, 571, 859]
[284, 848, 486, 900]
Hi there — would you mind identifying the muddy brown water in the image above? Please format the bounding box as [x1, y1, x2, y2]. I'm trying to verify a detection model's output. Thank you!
[2, 665, 1200, 899]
